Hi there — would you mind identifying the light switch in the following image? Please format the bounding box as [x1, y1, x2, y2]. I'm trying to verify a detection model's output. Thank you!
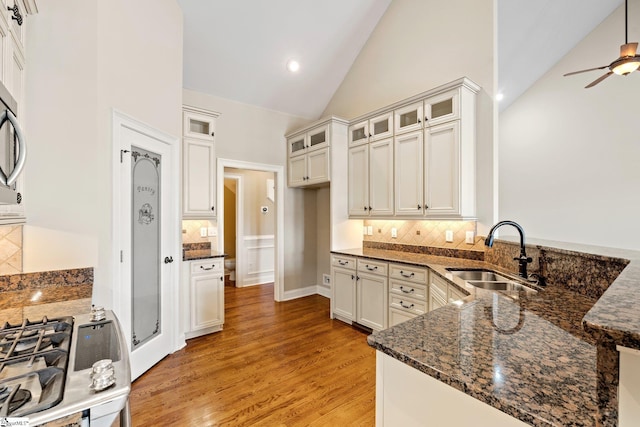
[363, 226, 368, 235]
[367, 226, 373, 236]
[391, 228, 397, 238]
[465, 231, 475, 244]
[445, 230, 453, 242]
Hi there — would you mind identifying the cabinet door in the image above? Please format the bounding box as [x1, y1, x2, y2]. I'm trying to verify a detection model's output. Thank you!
[183, 110, 216, 140]
[349, 120, 369, 146]
[190, 272, 224, 330]
[394, 101, 423, 134]
[448, 285, 467, 303]
[369, 112, 393, 141]
[425, 121, 460, 217]
[288, 155, 307, 187]
[332, 267, 356, 321]
[306, 147, 330, 185]
[394, 131, 424, 216]
[183, 138, 216, 218]
[357, 272, 388, 331]
[348, 144, 369, 216]
[425, 88, 460, 127]
[288, 134, 306, 157]
[369, 138, 394, 216]
[307, 124, 329, 152]
[429, 284, 447, 312]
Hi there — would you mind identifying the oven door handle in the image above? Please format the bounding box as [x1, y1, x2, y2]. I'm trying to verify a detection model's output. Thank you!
[0, 109, 26, 187]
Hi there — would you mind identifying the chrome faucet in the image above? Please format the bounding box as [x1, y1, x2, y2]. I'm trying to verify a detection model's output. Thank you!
[484, 220, 532, 279]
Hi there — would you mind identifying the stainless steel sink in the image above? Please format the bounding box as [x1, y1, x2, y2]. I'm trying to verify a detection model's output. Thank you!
[466, 280, 535, 292]
[446, 268, 537, 293]
[446, 268, 511, 282]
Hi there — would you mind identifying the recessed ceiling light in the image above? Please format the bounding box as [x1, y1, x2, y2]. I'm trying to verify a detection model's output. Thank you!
[496, 93, 504, 101]
[287, 59, 300, 73]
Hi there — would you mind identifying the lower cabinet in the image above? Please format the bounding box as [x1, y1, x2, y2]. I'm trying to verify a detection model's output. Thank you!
[184, 258, 225, 339]
[388, 263, 429, 327]
[429, 272, 466, 312]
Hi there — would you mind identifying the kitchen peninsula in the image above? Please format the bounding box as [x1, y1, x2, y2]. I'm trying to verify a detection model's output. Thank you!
[333, 238, 639, 426]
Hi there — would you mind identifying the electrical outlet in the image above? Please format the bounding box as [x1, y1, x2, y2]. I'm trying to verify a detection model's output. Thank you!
[391, 228, 397, 238]
[323, 274, 331, 285]
[445, 230, 454, 242]
[200, 227, 207, 237]
[466, 231, 475, 244]
[208, 227, 217, 237]
[367, 226, 373, 236]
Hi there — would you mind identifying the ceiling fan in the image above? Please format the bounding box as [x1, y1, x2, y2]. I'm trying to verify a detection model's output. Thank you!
[564, 0, 640, 88]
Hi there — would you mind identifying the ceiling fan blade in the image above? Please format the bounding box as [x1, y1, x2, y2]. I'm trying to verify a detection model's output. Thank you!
[563, 65, 608, 76]
[585, 71, 614, 88]
[620, 42, 639, 57]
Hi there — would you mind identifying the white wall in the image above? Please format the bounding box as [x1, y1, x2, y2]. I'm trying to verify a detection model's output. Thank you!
[182, 90, 317, 291]
[24, 0, 183, 305]
[499, 3, 640, 250]
[322, 0, 497, 231]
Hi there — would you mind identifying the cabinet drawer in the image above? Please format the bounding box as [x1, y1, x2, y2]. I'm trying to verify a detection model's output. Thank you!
[389, 263, 428, 284]
[331, 254, 357, 270]
[430, 274, 448, 298]
[389, 279, 427, 300]
[191, 259, 224, 274]
[389, 307, 416, 327]
[389, 295, 426, 316]
[357, 258, 388, 276]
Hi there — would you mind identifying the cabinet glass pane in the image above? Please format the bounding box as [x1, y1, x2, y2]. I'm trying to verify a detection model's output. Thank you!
[432, 99, 453, 119]
[373, 120, 389, 135]
[309, 131, 326, 147]
[352, 127, 366, 141]
[399, 111, 418, 128]
[189, 119, 210, 136]
[291, 138, 305, 153]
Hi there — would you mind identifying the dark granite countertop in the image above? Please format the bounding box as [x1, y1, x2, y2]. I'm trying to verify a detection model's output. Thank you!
[333, 247, 600, 426]
[182, 249, 226, 261]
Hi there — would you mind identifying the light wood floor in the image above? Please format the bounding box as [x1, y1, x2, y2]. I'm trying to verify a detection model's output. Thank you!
[129, 283, 376, 426]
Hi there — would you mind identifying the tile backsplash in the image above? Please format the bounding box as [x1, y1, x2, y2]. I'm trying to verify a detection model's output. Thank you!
[363, 220, 485, 252]
[182, 219, 217, 247]
[0, 225, 22, 275]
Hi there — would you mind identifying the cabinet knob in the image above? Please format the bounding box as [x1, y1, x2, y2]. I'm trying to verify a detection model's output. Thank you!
[351, 274, 355, 280]
[164, 256, 174, 264]
[425, 204, 429, 209]
[211, 131, 215, 137]
[417, 204, 421, 209]
[417, 118, 421, 123]
[369, 133, 372, 137]
[220, 276, 224, 281]
[211, 206, 215, 211]
[369, 206, 372, 211]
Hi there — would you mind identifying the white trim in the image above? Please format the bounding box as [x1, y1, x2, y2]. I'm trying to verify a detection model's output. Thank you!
[217, 158, 284, 301]
[244, 234, 275, 240]
[317, 285, 331, 299]
[111, 109, 183, 376]
[223, 173, 243, 285]
[282, 285, 330, 301]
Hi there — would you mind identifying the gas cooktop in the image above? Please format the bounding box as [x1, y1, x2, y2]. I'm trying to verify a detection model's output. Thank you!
[0, 316, 73, 418]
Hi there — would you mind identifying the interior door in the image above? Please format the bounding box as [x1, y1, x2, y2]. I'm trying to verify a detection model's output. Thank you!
[114, 114, 178, 380]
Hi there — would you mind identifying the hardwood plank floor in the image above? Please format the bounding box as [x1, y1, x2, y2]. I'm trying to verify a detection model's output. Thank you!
[130, 283, 376, 426]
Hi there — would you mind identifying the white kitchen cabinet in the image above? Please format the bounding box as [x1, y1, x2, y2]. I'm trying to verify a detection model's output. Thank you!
[184, 259, 224, 339]
[394, 101, 423, 134]
[331, 254, 357, 323]
[394, 130, 424, 216]
[424, 87, 459, 127]
[429, 273, 467, 311]
[448, 283, 467, 304]
[424, 121, 459, 218]
[356, 258, 388, 331]
[288, 146, 329, 187]
[182, 106, 219, 219]
[287, 123, 328, 156]
[349, 112, 393, 146]
[388, 263, 429, 326]
[348, 144, 369, 216]
[368, 138, 394, 216]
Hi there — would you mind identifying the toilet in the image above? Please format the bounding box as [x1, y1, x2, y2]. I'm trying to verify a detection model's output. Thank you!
[224, 258, 236, 281]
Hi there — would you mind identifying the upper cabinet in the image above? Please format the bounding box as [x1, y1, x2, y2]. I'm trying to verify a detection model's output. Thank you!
[182, 106, 219, 219]
[286, 117, 348, 188]
[349, 112, 393, 146]
[348, 77, 480, 220]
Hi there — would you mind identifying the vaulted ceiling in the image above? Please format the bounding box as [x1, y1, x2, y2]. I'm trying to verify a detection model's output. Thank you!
[178, 0, 624, 118]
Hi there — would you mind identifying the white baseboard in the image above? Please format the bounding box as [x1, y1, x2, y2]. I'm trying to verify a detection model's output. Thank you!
[282, 285, 331, 301]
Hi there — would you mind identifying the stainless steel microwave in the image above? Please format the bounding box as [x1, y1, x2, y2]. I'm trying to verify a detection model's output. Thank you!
[0, 80, 25, 204]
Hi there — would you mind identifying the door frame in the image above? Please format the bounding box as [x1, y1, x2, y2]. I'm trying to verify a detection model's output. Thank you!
[217, 158, 284, 301]
[111, 110, 183, 361]
[223, 173, 243, 285]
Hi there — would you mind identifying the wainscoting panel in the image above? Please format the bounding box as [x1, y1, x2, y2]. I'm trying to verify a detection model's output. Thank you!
[241, 235, 274, 287]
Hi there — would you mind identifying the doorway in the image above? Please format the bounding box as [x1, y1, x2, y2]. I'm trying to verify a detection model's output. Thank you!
[223, 174, 240, 286]
[112, 110, 181, 380]
[217, 159, 284, 301]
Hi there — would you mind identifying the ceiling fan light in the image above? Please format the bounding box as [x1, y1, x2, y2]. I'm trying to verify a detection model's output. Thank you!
[612, 59, 640, 75]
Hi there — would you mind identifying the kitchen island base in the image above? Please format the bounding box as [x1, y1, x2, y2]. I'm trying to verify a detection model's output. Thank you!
[376, 352, 528, 427]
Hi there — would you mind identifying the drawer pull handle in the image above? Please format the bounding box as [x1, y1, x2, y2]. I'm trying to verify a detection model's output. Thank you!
[338, 260, 348, 266]
[365, 265, 378, 271]
[399, 271, 415, 278]
[399, 286, 414, 294]
[200, 265, 215, 271]
[399, 301, 414, 309]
